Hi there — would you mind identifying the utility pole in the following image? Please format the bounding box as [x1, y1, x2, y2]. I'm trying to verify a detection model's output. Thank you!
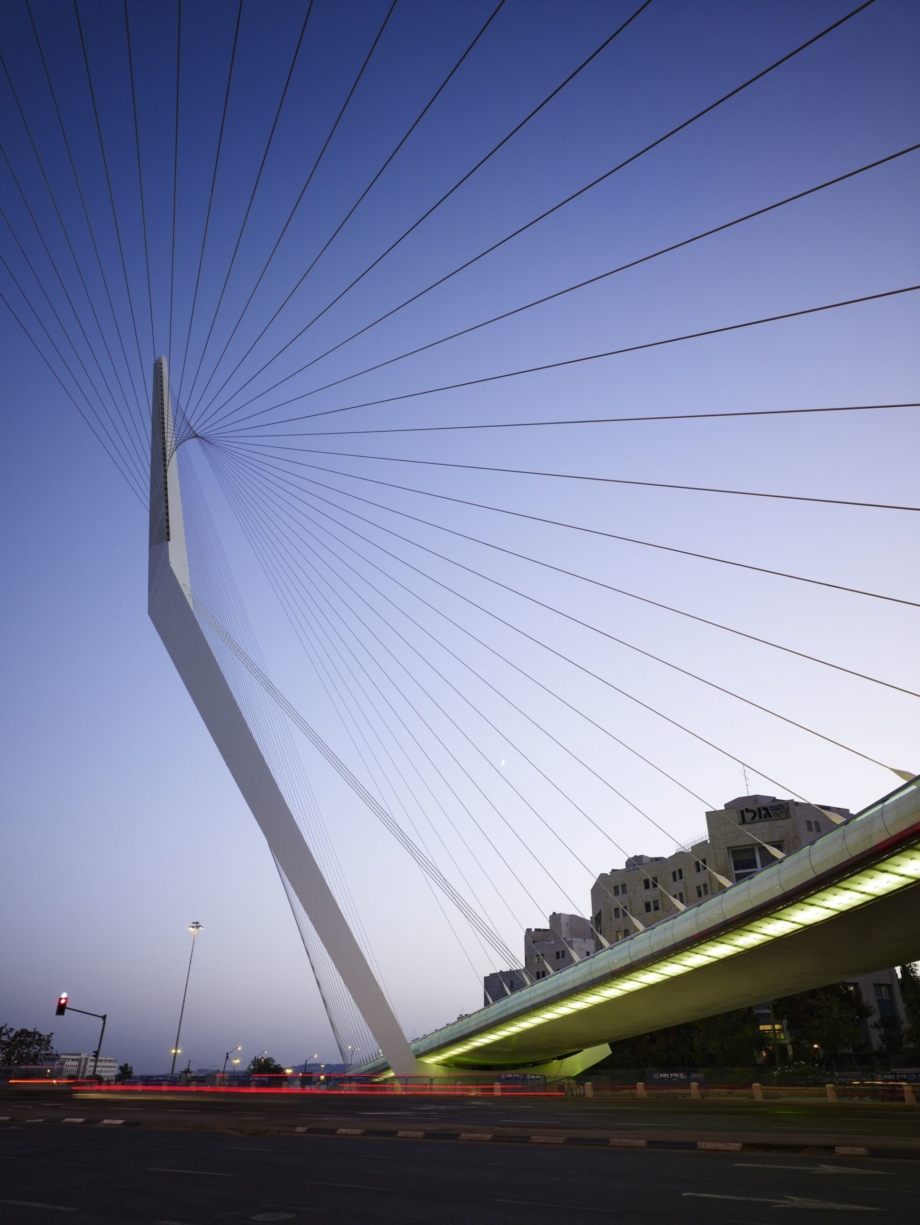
[55, 993, 107, 1080]
[170, 922, 203, 1077]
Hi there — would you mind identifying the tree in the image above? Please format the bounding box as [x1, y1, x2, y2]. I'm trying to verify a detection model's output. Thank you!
[600, 1007, 761, 1070]
[248, 1054, 285, 1076]
[0, 1026, 58, 1066]
[692, 1008, 762, 1066]
[115, 1063, 134, 1081]
[601, 1020, 695, 1069]
[899, 963, 920, 1048]
[773, 982, 871, 1057]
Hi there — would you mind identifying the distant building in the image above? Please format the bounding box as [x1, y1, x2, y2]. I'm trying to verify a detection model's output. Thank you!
[483, 969, 528, 1005]
[591, 793, 907, 1054]
[58, 1053, 117, 1081]
[484, 913, 596, 1004]
[591, 794, 852, 943]
[526, 912, 596, 982]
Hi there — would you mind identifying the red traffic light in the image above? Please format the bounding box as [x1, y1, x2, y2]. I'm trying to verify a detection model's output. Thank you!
[55, 993, 68, 1016]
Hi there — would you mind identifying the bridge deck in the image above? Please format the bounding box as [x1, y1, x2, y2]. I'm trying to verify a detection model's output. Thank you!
[361, 778, 920, 1072]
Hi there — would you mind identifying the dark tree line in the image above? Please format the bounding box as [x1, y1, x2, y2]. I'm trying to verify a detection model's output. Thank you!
[0, 1026, 57, 1066]
[599, 969, 920, 1070]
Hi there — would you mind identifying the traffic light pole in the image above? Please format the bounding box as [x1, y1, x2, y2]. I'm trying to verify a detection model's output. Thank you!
[56, 998, 108, 1079]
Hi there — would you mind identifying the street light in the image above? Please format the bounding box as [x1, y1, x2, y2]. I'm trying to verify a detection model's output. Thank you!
[222, 1045, 242, 1077]
[169, 922, 203, 1077]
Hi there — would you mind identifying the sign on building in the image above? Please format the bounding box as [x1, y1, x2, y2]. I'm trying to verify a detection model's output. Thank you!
[734, 801, 790, 825]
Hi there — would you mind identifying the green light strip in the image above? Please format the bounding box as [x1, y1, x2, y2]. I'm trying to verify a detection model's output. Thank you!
[422, 844, 920, 1063]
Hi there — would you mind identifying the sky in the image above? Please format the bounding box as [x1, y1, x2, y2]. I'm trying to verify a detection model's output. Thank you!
[0, 0, 918, 1074]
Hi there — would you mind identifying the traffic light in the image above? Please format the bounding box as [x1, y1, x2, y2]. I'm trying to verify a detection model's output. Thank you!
[55, 993, 68, 1016]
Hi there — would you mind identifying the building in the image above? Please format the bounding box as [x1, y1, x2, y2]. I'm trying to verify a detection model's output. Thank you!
[591, 793, 907, 1055]
[483, 913, 596, 1004]
[483, 969, 528, 1006]
[525, 912, 596, 982]
[58, 1053, 117, 1081]
[591, 794, 852, 944]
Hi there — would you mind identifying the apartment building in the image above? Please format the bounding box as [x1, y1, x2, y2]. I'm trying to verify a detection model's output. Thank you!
[482, 912, 595, 1005]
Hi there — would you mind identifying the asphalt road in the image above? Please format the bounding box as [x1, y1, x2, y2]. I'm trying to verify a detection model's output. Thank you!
[1, 1120, 916, 1224]
[20, 1087, 919, 1149]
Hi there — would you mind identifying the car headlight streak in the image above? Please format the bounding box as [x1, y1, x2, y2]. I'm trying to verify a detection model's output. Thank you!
[422, 844, 920, 1064]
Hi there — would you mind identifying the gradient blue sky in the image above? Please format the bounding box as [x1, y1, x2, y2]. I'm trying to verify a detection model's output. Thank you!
[1, 0, 918, 1072]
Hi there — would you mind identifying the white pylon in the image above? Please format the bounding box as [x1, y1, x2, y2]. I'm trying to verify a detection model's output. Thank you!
[147, 357, 420, 1076]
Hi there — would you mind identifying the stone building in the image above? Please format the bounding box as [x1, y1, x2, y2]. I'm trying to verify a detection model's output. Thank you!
[591, 792, 907, 1054]
[482, 912, 595, 1005]
[591, 794, 852, 944]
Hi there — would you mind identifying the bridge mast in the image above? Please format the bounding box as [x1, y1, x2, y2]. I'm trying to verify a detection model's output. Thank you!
[148, 356, 420, 1076]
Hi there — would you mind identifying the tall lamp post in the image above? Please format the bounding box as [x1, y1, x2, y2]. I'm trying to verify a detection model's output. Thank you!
[222, 1045, 242, 1078]
[169, 922, 203, 1077]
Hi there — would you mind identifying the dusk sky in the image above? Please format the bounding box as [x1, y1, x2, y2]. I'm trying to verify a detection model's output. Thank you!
[1, 0, 917, 1074]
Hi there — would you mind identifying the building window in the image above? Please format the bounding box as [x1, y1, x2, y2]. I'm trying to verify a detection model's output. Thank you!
[814, 822, 820, 832]
[644, 901, 651, 913]
[678, 891, 684, 903]
[613, 884, 620, 896]
[695, 858, 707, 873]
[554, 949, 564, 961]
[671, 868, 683, 882]
[806, 819, 813, 831]
[696, 883, 709, 898]
[729, 843, 784, 882]
[874, 983, 895, 1017]
[653, 899, 660, 912]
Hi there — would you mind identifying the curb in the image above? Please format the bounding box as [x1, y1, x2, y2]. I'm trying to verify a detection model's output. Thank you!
[287, 1125, 919, 1161]
[3, 1116, 918, 1161]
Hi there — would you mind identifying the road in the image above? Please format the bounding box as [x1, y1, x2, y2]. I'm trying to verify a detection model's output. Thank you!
[1, 1118, 916, 1224]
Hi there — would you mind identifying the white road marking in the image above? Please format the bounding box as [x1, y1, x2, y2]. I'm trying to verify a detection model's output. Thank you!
[146, 1168, 236, 1177]
[63, 1118, 85, 1124]
[0, 1199, 77, 1212]
[684, 1192, 881, 1210]
[495, 1200, 611, 1214]
[735, 1163, 893, 1176]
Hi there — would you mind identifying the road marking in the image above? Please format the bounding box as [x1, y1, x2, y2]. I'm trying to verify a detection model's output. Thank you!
[495, 1200, 611, 1214]
[63, 1118, 86, 1124]
[336, 1128, 364, 1136]
[683, 1192, 881, 1210]
[294, 1126, 308, 1132]
[735, 1163, 893, 1176]
[397, 1130, 424, 1138]
[146, 1168, 236, 1177]
[837, 1146, 870, 1156]
[101, 1119, 125, 1126]
[0, 1200, 77, 1212]
[301, 1181, 388, 1192]
[25, 1119, 45, 1124]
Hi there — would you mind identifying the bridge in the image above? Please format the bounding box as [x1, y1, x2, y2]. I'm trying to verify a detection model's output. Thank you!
[375, 777, 920, 1074]
[2, 3, 916, 1078]
[151, 353, 920, 1079]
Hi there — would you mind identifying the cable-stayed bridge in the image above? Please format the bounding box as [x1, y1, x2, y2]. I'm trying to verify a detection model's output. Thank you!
[3, 2, 919, 1072]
